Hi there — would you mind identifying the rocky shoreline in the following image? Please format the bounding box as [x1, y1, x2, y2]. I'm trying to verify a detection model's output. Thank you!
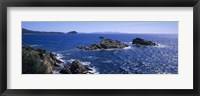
[22, 46, 92, 74]
[59, 60, 93, 74]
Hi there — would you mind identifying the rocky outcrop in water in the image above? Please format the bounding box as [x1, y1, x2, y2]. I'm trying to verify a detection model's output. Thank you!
[59, 60, 92, 74]
[22, 46, 63, 74]
[132, 38, 157, 46]
[70, 60, 89, 74]
[100, 39, 128, 49]
[78, 39, 128, 50]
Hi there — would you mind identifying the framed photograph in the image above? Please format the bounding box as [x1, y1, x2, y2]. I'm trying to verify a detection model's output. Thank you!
[0, 0, 199, 96]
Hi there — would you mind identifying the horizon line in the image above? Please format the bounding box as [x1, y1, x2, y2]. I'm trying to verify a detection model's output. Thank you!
[22, 28, 178, 34]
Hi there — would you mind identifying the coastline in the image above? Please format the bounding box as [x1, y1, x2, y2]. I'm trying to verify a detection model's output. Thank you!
[22, 33, 178, 74]
[22, 46, 96, 74]
[53, 55, 99, 74]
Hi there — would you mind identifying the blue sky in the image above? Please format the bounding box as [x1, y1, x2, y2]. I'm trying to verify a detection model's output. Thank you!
[22, 21, 178, 34]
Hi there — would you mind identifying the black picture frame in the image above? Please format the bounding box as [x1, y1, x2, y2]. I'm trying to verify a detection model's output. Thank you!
[0, 0, 199, 96]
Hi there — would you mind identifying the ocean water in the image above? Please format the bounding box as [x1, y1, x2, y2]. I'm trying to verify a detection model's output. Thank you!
[22, 34, 178, 74]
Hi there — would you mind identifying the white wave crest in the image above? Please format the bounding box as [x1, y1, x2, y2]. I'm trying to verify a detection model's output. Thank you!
[56, 53, 66, 63]
[30, 44, 40, 47]
[88, 67, 99, 74]
[67, 59, 91, 66]
[155, 44, 169, 48]
[81, 62, 91, 65]
[52, 70, 60, 74]
[123, 46, 132, 50]
[66, 59, 76, 63]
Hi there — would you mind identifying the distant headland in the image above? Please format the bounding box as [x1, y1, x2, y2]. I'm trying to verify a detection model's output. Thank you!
[22, 28, 65, 34]
[22, 28, 80, 34]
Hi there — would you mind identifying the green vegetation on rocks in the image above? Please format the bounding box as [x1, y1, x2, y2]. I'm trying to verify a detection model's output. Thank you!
[22, 46, 63, 74]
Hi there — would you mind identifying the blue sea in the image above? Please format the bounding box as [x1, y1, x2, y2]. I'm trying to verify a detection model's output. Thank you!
[22, 34, 178, 74]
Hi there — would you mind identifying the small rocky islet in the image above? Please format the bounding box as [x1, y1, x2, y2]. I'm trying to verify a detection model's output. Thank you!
[132, 38, 158, 46]
[78, 37, 157, 50]
[78, 39, 129, 50]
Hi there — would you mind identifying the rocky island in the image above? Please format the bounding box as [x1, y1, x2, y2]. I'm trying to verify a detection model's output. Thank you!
[67, 31, 78, 34]
[132, 38, 157, 46]
[22, 46, 92, 74]
[78, 39, 128, 50]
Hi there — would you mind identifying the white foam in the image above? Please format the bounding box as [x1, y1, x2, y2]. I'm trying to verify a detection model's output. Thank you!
[67, 59, 91, 66]
[155, 44, 169, 48]
[104, 48, 117, 51]
[52, 70, 60, 74]
[88, 67, 99, 74]
[123, 46, 132, 50]
[30, 44, 40, 47]
[102, 47, 131, 51]
[66, 59, 76, 63]
[91, 48, 123, 51]
[81, 62, 91, 65]
[56, 53, 66, 63]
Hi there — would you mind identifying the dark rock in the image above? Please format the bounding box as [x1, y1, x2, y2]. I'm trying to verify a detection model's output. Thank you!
[60, 66, 72, 74]
[50, 52, 56, 60]
[38, 53, 45, 59]
[78, 39, 128, 50]
[85, 67, 92, 71]
[22, 46, 34, 51]
[54, 63, 60, 67]
[55, 59, 63, 64]
[132, 38, 157, 46]
[37, 48, 46, 53]
[77, 46, 88, 50]
[100, 39, 128, 49]
[70, 60, 88, 74]
[49, 52, 63, 64]
[67, 31, 78, 34]
[99, 36, 104, 39]
[58, 59, 93, 74]
[77, 44, 102, 50]
[90, 44, 102, 50]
